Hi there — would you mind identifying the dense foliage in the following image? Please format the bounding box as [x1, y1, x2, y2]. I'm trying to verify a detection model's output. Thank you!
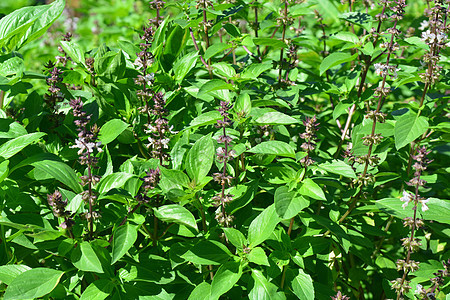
[0, 0, 449, 299]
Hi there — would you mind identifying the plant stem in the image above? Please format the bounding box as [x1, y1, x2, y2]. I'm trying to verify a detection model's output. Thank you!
[254, 5, 261, 58]
[278, 1, 288, 83]
[87, 153, 94, 239]
[0, 90, 4, 110]
[189, 27, 210, 70]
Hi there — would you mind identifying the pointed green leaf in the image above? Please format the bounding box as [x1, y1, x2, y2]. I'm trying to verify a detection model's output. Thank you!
[182, 240, 232, 265]
[4, 268, 63, 300]
[111, 224, 138, 264]
[32, 159, 83, 193]
[248, 204, 281, 247]
[154, 204, 198, 231]
[210, 261, 242, 300]
[248, 247, 270, 266]
[394, 112, 428, 150]
[0, 132, 45, 159]
[292, 269, 314, 300]
[71, 241, 104, 273]
[80, 279, 115, 300]
[275, 186, 309, 219]
[60, 40, 85, 66]
[299, 178, 326, 200]
[174, 51, 198, 82]
[223, 228, 247, 251]
[0, 0, 65, 52]
[319, 52, 358, 76]
[254, 112, 298, 125]
[186, 135, 214, 185]
[318, 160, 356, 178]
[188, 282, 211, 300]
[0, 265, 31, 285]
[247, 141, 295, 158]
[249, 270, 284, 300]
[98, 119, 129, 145]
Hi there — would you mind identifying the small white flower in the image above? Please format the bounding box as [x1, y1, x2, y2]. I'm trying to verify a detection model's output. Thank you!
[144, 125, 157, 134]
[134, 57, 144, 70]
[415, 284, 423, 294]
[436, 33, 448, 43]
[419, 20, 428, 31]
[144, 73, 154, 85]
[420, 198, 429, 212]
[161, 138, 170, 149]
[374, 63, 388, 77]
[400, 191, 413, 209]
[421, 30, 436, 43]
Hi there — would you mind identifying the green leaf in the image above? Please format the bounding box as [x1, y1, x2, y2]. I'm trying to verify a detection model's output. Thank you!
[292, 269, 314, 300]
[32, 160, 83, 193]
[182, 240, 232, 265]
[0, 265, 31, 285]
[299, 178, 326, 201]
[198, 79, 233, 98]
[186, 135, 214, 185]
[248, 247, 270, 266]
[71, 241, 104, 273]
[248, 204, 281, 247]
[173, 51, 198, 82]
[394, 112, 428, 150]
[111, 224, 138, 265]
[3, 268, 64, 300]
[0, 0, 65, 52]
[331, 31, 359, 44]
[204, 43, 231, 61]
[254, 112, 298, 125]
[0, 132, 45, 159]
[187, 111, 222, 129]
[0, 160, 9, 184]
[99, 119, 129, 145]
[339, 12, 372, 31]
[247, 141, 295, 158]
[154, 204, 198, 231]
[210, 261, 242, 300]
[318, 160, 357, 178]
[252, 38, 286, 48]
[212, 62, 236, 79]
[249, 270, 284, 300]
[60, 40, 85, 66]
[188, 282, 211, 300]
[319, 52, 358, 76]
[274, 186, 309, 219]
[0, 56, 24, 78]
[223, 228, 247, 251]
[97, 172, 135, 195]
[80, 279, 115, 300]
[240, 63, 272, 80]
[235, 93, 252, 116]
[223, 23, 241, 37]
[160, 168, 190, 188]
